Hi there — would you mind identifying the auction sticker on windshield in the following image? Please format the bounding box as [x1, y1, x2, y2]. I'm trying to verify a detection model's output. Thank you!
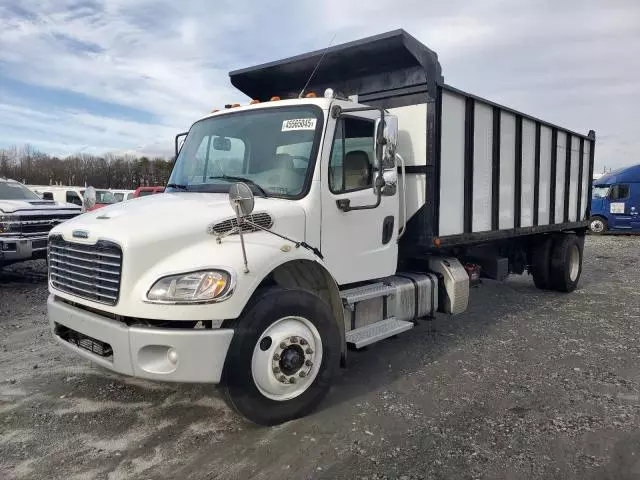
[282, 118, 317, 131]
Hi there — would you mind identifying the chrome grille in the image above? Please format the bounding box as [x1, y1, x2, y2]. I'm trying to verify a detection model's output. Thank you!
[208, 212, 273, 236]
[48, 235, 122, 305]
[1, 211, 79, 239]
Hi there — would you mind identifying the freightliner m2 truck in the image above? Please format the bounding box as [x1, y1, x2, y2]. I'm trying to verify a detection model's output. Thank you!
[47, 30, 595, 425]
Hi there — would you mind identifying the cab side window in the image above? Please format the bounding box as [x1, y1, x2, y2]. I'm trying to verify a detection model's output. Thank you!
[610, 184, 629, 201]
[66, 191, 82, 206]
[329, 117, 375, 193]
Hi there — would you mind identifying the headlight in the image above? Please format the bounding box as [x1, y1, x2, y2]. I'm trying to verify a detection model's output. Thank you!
[0, 215, 16, 235]
[146, 270, 234, 303]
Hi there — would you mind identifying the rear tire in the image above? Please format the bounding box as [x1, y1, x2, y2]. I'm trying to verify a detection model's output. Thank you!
[531, 237, 553, 290]
[549, 234, 584, 292]
[589, 216, 607, 234]
[220, 287, 341, 426]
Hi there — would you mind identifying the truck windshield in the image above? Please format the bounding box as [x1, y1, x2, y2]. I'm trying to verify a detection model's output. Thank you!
[592, 186, 610, 199]
[0, 181, 40, 200]
[167, 106, 323, 198]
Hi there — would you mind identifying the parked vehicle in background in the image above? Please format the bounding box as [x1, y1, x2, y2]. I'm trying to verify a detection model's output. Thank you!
[131, 186, 164, 198]
[46, 30, 595, 425]
[1, 178, 81, 268]
[110, 189, 135, 202]
[30, 186, 117, 211]
[590, 164, 640, 233]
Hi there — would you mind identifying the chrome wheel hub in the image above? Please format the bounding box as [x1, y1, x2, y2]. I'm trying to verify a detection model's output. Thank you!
[251, 316, 322, 401]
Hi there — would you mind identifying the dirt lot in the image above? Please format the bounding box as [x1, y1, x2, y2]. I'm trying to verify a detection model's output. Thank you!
[1, 236, 639, 480]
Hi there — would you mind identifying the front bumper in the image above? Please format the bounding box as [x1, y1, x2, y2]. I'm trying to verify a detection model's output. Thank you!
[0, 235, 48, 264]
[47, 295, 234, 383]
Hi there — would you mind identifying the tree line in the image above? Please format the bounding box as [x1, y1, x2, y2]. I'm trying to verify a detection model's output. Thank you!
[0, 144, 174, 189]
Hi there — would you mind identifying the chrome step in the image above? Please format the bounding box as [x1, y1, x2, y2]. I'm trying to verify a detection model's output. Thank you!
[345, 318, 414, 349]
[340, 282, 394, 306]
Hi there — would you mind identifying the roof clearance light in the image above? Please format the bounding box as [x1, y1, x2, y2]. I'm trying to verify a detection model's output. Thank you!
[249, 99, 260, 105]
[324, 88, 335, 99]
[270, 96, 281, 101]
[211, 108, 219, 113]
[231, 103, 240, 108]
[305, 92, 317, 98]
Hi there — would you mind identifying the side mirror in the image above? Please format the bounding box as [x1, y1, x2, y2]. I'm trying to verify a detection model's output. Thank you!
[374, 114, 399, 195]
[83, 186, 96, 211]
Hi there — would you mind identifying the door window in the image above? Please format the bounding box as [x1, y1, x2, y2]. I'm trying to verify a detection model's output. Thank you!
[329, 117, 375, 193]
[610, 185, 629, 201]
[66, 191, 82, 206]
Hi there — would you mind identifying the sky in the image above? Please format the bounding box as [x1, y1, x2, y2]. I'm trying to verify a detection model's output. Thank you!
[0, 0, 639, 171]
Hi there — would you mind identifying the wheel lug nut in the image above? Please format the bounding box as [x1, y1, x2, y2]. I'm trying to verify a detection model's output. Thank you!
[278, 375, 287, 383]
[305, 348, 313, 354]
[273, 353, 280, 361]
[289, 377, 296, 384]
[280, 342, 287, 349]
[273, 367, 280, 374]
[305, 360, 313, 367]
[290, 336, 298, 343]
[300, 338, 308, 346]
[299, 371, 306, 378]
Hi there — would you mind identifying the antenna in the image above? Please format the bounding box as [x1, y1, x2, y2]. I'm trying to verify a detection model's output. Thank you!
[298, 33, 337, 99]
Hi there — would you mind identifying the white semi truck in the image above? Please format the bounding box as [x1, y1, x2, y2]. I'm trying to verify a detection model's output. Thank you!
[47, 30, 595, 425]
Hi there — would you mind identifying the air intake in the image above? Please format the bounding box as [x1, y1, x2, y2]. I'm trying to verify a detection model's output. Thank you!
[208, 212, 273, 236]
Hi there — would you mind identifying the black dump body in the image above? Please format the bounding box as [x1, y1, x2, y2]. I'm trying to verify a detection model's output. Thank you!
[230, 30, 595, 252]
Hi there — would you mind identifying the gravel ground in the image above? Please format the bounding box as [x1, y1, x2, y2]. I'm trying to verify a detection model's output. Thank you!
[1, 235, 639, 480]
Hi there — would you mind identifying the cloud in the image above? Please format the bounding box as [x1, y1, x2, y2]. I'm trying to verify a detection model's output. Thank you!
[0, 0, 638, 171]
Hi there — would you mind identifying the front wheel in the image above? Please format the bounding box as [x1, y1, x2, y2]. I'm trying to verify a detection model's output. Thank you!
[589, 216, 607, 234]
[220, 287, 341, 425]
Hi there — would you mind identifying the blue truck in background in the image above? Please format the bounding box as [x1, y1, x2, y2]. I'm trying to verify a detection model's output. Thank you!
[590, 164, 640, 233]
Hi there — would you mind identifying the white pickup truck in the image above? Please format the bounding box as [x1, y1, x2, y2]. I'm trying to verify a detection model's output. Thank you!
[47, 30, 595, 425]
[0, 178, 81, 268]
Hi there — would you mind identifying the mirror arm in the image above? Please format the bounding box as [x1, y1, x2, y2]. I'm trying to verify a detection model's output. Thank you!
[174, 132, 188, 159]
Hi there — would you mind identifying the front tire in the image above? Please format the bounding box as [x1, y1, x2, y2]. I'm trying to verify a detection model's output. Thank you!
[221, 287, 341, 425]
[549, 234, 584, 292]
[589, 216, 607, 234]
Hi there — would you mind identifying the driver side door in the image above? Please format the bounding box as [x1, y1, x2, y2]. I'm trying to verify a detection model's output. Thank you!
[320, 112, 399, 285]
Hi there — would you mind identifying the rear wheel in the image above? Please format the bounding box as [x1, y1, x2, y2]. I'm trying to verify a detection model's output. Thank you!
[589, 216, 607, 234]
[549, 234, 584, 292]
[531, 236, 553, 290]
[221, 287, 341, 425]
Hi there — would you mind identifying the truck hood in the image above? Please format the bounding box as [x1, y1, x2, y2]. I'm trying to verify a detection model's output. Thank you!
[0, 199, 80, 214]
[49, 192, 307, 249]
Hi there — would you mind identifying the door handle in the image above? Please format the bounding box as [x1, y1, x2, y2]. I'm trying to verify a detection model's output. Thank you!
[336, 199, 351, 212]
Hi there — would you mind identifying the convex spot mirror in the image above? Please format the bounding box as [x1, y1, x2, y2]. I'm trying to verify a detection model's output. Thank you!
[229, 182, 254, 217]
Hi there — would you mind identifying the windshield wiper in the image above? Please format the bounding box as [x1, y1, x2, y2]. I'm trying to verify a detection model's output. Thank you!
[166, 183, 189, 191]
[208, 176, 268, 197]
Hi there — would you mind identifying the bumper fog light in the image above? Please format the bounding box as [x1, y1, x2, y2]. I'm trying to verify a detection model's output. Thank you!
[167, 348, 179, 365]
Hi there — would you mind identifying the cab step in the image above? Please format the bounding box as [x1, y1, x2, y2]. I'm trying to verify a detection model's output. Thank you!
[345, 317, 414, 349]
[340, 282, 393, 306]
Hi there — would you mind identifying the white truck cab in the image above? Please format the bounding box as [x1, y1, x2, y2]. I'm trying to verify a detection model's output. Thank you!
[47, 30, 595, 425]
